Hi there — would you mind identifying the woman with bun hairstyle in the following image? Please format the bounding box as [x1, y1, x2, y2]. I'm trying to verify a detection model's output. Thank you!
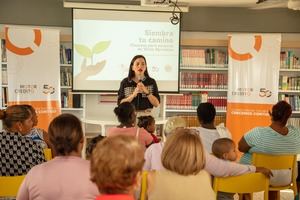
[17, 114, 98, 200]
[106, 102, 153, 148]
[0, 104, 45, 176]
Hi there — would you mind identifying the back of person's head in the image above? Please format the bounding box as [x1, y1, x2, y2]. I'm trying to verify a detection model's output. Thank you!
[86, 135, 105, 159]
[114, 102, 136, 125]
[164, 116, 186, 137]
[48, 113, 83, 156]
[21, 104, 38, 126]
[137, 115, 154, 129]
[90, 135, 144, 194]
[270, 100, 292, 125]
[162, 128, 205, 176]
[197, 102, 216, 124]
[212, 138, 234, 159]
[128, 55, 149, 79]
[0, 105, 31, 129]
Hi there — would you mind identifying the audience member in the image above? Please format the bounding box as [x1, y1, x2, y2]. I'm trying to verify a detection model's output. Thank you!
[90, 135, 144, 200]
[86, 134, 105, 159]
[23, 104, 49, 148]
[17, 114, 98, 200]
[195, 102, 231, 153]
[147, 128, 216, 200]
[0, 105, 45, 176]
[212, 138, 238, 200]
[137, 115, 160, 143]
[106, 102, 153, 148]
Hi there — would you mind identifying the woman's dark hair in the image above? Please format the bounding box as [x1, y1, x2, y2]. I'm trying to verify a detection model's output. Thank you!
[270, 101, 292, 125]
[48, 113, 83, 156]
[114, 102, 136, 125]
[197, 102, 216, 124]
[86, 135, 105, 159]
[137, 115, 154, 129]
[0, 105, 31, 128]
[127, 55, 149, 80]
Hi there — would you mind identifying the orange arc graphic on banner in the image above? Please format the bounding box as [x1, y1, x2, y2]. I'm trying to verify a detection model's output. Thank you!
[228, 35, 262, 61]
[5, 27, 42, 56]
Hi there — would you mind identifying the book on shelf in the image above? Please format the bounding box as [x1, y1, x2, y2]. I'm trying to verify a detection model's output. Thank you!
[61, 90, 82, 108]
[1, 40, 7, 63]
[166, 93, 227, 111]
[279, 94, 300, 111]
[180, 48, 228, 68]
[288, 118, 300, 128]
[179, 115, 226, 127]
[2, 67, 7, 85]
[279, 75, 300, 90]
[2, 87, 8, 107]
[60, 67, 72, 87]
[280, 51, 300, 69]
[180, 72, 228, 89]
[60, 45, 72, 64]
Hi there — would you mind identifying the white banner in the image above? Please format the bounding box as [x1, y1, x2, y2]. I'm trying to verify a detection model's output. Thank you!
[6, 26, 61, 130]
[227, 34, 281, 104]
[226, 34, 281, 146]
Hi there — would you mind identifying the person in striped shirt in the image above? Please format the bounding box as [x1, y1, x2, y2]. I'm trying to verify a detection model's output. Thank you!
[239, 101, 300, 199]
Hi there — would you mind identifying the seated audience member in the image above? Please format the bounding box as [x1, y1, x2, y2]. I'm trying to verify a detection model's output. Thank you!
[195, 102, 231, 153]
[239, 100, 300, 199]
[17, 114, 98, 200]
[90, 135, 145, 200]
[212, 138, 238, 200]
[144, 117, 270, 178]
[0, 105, 45, 176]
[106, 102, 153, 148]
[137, 115, 160, 143]
[86, 134, 105, 159]
[147, 128, 216, 200]
[23, 104, 50, 148]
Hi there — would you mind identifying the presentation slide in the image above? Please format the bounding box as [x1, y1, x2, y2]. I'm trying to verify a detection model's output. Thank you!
[73, 8, 180, 92]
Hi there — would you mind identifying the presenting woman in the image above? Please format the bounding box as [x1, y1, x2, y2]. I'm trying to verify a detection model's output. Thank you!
[118, 55, 160, 114]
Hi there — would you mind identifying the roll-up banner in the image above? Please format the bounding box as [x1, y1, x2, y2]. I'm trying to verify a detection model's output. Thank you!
[226, 34, 281, 148]
[6, 26, 61, 130]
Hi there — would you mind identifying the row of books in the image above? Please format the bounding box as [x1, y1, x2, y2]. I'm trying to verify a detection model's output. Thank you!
[2, 67, 7, 85]
[166, 93, 227, 111]
[1, 40, 6, 63]
[60, 68, 72, 87]
[1, 87, 7, 107]
[179, 115, 226, 127]
[279, 75, 300, 90]
[60, 45, 72, 64]
[280, 51, 300, 69]
[61, 90, 81, 108]
[180, 72, 228, 89]
[279, 94, 300, 111]
[180, 48, 228, 67]
[288, 118, 300, 128]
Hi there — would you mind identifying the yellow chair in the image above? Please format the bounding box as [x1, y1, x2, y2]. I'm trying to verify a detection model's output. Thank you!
[43, 148, 52, 161]
[252, 153, 298, 198]
[213, 172, 269, 200]
[0, 175, 25, 197]
[140, 171, 148, 200]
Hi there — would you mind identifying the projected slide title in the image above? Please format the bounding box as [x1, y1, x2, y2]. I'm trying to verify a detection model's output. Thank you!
[73, 9, 180, 92]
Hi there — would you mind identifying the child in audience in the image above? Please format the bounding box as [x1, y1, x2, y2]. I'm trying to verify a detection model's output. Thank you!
[90, 135, 145, 200]
[212, 138, 238, 200]
[23, 104, 49, 148]
[85, 134, 105, 159]
[137, 115, 160, 143]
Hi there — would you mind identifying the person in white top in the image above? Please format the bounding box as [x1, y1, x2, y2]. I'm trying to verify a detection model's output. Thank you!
[194, 102, 231, 153]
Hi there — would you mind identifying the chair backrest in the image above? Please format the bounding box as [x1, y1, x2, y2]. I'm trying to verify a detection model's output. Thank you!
[140, 171, 148, 200]
[252, 153, 296, 170]
[213, 173, 269, 200]
[0, 175, 25, 197]
[43, 148, 52, 161]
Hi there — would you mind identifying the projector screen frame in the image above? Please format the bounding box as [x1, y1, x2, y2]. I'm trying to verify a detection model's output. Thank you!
[72, 8, 181, 94]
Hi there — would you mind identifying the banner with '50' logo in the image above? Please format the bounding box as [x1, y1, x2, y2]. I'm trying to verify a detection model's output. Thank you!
[6, 26, 61, 130]
[226, 34, 281, 150]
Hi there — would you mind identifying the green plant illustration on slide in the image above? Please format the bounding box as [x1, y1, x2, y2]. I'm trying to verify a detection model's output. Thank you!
[75, 41, 111, 81]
